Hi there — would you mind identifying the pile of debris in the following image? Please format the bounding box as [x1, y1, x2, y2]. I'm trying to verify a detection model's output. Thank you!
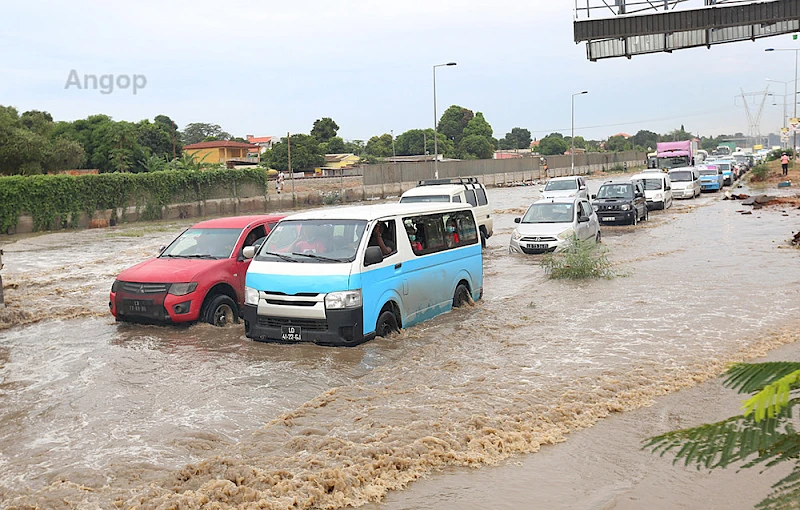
[793, 231, 800, 246]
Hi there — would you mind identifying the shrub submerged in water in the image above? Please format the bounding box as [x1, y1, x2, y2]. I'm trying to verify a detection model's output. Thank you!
[541, 235, 617, 279]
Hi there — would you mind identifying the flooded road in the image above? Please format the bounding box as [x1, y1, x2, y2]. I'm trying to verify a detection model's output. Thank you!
[1, 179, 799, 509]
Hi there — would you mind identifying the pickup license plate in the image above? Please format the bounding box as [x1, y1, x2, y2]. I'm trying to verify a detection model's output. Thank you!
[527, 243, 548, 250]
[281, 326, 302, 341]
[125, 299, 152, 314]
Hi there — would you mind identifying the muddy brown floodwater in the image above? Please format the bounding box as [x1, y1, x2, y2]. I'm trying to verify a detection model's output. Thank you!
[1, 179, 799, 509]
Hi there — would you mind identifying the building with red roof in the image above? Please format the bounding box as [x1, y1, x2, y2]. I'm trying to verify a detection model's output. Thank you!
[183, 140, 260, 165]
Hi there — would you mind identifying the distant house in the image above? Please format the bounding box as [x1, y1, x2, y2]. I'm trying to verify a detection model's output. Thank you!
[494, 150, 529, 159]
[563, 148, 586, 155]
[315, 153, 360, 176]
[611, 132, 632, 139]
[183, 141, 260, 165]
[246, 135, 277, 153]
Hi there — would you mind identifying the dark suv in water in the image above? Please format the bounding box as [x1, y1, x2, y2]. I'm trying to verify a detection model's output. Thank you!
[590, 181, 648, 226]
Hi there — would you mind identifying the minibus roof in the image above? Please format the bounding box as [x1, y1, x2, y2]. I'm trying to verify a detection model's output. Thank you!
[281, 203, 470, 222]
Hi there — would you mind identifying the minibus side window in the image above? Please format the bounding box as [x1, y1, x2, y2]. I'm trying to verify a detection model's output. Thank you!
[404, 211, 477, 255]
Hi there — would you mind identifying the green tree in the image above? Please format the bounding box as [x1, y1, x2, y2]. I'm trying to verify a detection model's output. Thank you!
[605, 135, 632, 152]
[181, 123, 231, 145]
[19, 110, 54, 136]
[633, 130, 659, 151]
[139, 154, 167, 172]
[136, 119, 174, 161]
[395, 129, 427, 156]
[458, 134, 493, 159]
[538, 133, 569, 156]
[310, 117, 340, 143]
[343, 139, 365, 155]
[645, 362, 800, 510]
[45, 137, 85, 172]
[365, 134, 394, 157]
[268, 134, 324, 171]
[499, 127, 532, 150]
[321, 136, 346, 154]
[462, 112, 493, 140]
[437, 105, 474, 145]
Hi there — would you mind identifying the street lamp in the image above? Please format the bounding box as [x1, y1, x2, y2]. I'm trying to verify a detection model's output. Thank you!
[766, 78, 793, 148]
[765, 48, 799, 159]
[433, 62, 457, 179]
[571, 91, 588, 175]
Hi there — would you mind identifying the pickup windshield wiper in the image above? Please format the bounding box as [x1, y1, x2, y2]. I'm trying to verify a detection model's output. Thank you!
[260, 251, 299, 262]
[181, 254, 218, 259]
[291, 252, 343, 262]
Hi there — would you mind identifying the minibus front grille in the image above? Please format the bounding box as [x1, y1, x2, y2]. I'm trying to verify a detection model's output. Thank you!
[258, 317, 328, 331]
[261, 291, 319, 297]
[265, 299, 317, 307]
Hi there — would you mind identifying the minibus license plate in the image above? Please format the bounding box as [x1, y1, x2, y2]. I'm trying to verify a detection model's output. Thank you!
[281, 326, 302, 341]
[527, 243, 547, 250]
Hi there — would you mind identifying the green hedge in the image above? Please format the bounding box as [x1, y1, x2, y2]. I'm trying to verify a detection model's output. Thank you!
[0, 168, 270, 233]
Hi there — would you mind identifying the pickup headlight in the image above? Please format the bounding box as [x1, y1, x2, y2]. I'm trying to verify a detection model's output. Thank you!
[245, 286, 259, 305]
[111, 280, 120, 292]
[325, 290, 362, 309]
[512, 229, 522, 241]
[558, 228, 575, 240]
[168, 282, 198, 296]
[620, 204, 630, 211]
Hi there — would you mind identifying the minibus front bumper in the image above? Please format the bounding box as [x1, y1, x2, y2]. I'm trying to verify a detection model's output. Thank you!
[242, 304, 366, 346]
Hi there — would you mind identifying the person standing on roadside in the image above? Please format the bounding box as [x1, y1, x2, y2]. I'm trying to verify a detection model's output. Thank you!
[781, 153, 789, 176]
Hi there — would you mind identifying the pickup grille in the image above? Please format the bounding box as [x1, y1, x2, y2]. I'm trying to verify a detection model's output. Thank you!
[120, 282, 169, 294]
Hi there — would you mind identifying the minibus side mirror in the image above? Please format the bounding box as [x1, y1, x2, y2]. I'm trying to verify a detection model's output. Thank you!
[242, 246, 256, 260]
[364, 246, 384, 266]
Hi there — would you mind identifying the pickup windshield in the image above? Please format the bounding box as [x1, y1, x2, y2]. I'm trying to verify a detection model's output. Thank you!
[255, 220, 367, 263]
[521, 203, 574, 223]
[160, 228, 241, 259]
[544, 180, 577, 191]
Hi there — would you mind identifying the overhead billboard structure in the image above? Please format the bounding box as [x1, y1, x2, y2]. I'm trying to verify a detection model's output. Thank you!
[574, 0, 800, 61]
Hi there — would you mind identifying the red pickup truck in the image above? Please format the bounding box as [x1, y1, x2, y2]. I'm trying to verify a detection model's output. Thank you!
[110, 214, 284, 326]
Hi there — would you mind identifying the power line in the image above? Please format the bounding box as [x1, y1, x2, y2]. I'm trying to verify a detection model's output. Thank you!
[529, 107, 733, 135]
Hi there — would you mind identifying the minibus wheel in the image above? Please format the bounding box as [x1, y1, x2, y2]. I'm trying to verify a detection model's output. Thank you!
[453, 283, 471, 308]
[376, 310, 398, 337]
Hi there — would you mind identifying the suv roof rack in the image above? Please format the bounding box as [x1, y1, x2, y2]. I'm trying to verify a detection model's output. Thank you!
[417, 177, 479, 187]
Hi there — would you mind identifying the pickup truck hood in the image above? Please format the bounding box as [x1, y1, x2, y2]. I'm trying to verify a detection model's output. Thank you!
[117, 257, 229, 283]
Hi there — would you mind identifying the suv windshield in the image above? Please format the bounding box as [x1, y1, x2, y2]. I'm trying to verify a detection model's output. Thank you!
[596, 184, 633, 199]
[544, 180, 577, 191]
[669, 171, 693, 182]
[160, 228, 241, 259]
[521, 203, 574, 223]
[400, 195, 450, 203]
[256, 220, 367, 263]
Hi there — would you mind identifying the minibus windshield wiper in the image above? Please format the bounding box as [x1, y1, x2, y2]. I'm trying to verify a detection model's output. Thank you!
[261, 251, 298, 262]
[291, 252, 342, 262]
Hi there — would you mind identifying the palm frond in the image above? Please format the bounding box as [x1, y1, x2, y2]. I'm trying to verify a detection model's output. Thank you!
[643, 405, 797, 470]
[756, 463, 800, 510]
[742, 371, 800, 422]
[725, 362, 800, 394]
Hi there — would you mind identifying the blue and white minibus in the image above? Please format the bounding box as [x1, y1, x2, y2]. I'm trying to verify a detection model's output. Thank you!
[242, 203, 483, 346]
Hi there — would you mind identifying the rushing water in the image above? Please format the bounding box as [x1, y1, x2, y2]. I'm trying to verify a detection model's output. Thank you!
[1, 180, 799, 509]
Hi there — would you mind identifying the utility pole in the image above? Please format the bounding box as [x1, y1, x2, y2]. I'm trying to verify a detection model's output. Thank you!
[288, 132, 295, 202]
[172, 121, 177, 161]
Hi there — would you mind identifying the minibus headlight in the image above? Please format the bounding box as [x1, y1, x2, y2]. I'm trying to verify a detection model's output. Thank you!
[169, 282, 198, 296]
[245, 286, 260, 306]
[325, 290, 362, 309]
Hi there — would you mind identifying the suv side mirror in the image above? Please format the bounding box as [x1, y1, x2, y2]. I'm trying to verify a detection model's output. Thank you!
[364, 246, 384, 266]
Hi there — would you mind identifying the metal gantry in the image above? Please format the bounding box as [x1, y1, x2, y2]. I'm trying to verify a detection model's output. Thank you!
[735, 87, 771, 147]
[574, 0, 800, 61]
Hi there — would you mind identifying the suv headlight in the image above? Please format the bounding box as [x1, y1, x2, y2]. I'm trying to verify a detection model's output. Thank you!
[325, 290, 362, 309]
[558, 228, 575, 240]
[620, 204, 630, 211]
[168, 282, 198, 296]
[245, 286, 259, 305]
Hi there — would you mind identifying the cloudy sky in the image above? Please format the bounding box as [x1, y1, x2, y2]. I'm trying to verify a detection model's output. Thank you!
[1, 0, 798, 142]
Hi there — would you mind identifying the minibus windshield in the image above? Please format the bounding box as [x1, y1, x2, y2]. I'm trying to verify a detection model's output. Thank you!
[256, 220, 367, 263]
[668, 171, 693, 182]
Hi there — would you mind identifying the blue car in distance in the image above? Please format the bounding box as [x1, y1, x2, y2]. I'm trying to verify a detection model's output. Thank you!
[698, 165, 723, 192]
[715, 161, 734, 186]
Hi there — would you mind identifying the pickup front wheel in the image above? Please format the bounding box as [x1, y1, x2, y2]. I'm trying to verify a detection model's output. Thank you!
[203, 294, 239, 327]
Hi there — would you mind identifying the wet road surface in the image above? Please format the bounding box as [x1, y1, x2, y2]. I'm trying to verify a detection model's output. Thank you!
[1, 177, 799, 508]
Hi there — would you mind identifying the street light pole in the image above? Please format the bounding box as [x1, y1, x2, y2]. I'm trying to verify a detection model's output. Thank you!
[433, 62, 457, 179]
[571, 91, 588, 175]
[766, 78, 791, 146]
[766, 48, 799, 163]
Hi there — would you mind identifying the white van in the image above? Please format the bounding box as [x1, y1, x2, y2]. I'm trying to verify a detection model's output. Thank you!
[242, 203, 483, 346]
[667, 167, 700, 199]
[400, 177, 493, 247]
[630, 172, 673, 210]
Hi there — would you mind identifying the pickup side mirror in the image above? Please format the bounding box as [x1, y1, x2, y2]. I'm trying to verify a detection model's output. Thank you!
[514, 217, 521, 224]
[364, 246, 384, 266]
[159, 245, 166, 253]
[242, 246, 256, 259]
